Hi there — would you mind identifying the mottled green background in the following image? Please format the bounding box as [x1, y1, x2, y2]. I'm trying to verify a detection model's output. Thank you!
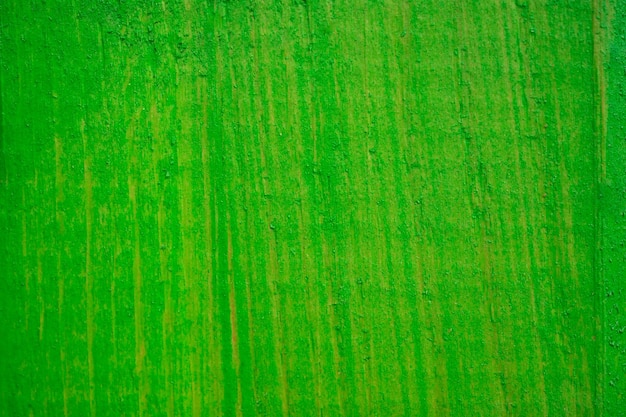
[1, 0, 624, 416]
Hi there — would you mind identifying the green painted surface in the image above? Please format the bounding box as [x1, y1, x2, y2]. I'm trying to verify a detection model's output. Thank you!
[603, 0, 626, 414]
[0, 0, 622, 415]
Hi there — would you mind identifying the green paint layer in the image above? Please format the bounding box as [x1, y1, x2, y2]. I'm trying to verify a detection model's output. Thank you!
[603, 0, 626, 414]
[0, 0, 622, 415]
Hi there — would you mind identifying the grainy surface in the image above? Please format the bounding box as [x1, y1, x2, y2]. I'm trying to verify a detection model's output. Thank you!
[603, 1, 626, 414]
[0, 0, 623, 415]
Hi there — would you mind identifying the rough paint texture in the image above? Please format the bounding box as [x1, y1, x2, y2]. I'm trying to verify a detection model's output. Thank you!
[0, 0, 623, 416]
[603, 1, 626, 414]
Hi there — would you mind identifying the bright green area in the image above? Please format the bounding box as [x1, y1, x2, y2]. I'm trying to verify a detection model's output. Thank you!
[0, 0, 620, 415]
[603, 0, 626, 414]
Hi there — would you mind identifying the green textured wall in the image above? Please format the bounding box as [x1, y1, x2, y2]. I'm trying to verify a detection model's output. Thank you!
[0, 0, 624, 415]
